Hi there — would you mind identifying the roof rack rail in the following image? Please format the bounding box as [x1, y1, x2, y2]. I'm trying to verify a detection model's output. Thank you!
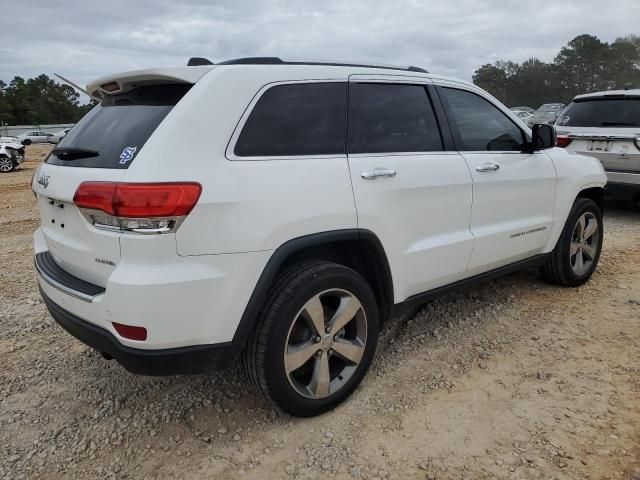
[187, 57, 214, 66]
[214, 57, 428, 73]
[218, 57, 284, 65]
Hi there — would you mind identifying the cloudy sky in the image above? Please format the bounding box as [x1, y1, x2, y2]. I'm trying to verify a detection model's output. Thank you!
[1, 0, 638, 94]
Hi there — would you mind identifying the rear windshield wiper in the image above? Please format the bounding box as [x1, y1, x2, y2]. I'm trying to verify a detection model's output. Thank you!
[51, 147, 99, 160]
[600, 122, 637, 127]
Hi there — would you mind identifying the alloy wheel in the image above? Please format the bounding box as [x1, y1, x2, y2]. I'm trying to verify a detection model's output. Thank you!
[284, 289, 367, 399]
[570, 212, 600, 276]
[0, 157, 13, 172]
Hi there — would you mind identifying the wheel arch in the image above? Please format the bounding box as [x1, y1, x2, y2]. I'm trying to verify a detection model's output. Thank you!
[232, 229, 394, 347]
[576, 186, 605, 213]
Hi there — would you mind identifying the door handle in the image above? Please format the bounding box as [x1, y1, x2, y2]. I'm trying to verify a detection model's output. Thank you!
[475, 163, 500, 172]
[361, 168, 397, 180]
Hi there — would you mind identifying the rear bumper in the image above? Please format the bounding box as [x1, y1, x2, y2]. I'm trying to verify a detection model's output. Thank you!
[33, 227, 271, 350]
[606, 182, 640, 201]
[41, 287, 241, 375]
[605, 171, 640, 200]
[606, 170, 640, 186]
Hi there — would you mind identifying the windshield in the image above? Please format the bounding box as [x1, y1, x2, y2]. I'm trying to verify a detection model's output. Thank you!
[556, 98, 640, 127]
[46, 84, 191, 168]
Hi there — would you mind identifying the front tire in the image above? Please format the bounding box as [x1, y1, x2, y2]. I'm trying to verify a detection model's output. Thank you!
[244, 261, 379, 417]
[543, 198, 603, 287]
[22, 139, 31, 146]
[0, 155, 15, 173]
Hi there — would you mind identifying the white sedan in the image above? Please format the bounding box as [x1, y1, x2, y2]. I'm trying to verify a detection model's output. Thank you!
[17, 130, 56, 145]
[512, 110, 533, 123]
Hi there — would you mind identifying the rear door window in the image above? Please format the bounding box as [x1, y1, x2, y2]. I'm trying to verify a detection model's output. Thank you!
[234, 82, 347, 157]
[47, 84, 191, 168]
[557, 98, 640, 127]
[348, 83, 443, 154]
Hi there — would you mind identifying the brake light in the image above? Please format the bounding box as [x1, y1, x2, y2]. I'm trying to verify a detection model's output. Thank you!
[100, 81, 120, 92]
[556, 136, 572, 148]
[112, 322, 147, 341]
[74, 182, 201, 234]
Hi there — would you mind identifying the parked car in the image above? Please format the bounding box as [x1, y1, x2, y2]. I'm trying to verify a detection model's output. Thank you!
[529, 103, 566, 125]
[32, 58, 606, 417]
[555, 89, 640, 204]
[51, 128, 72, 144]
[0, 141, 25, 172]
[510, 106, 535, 115]
[512, 110, 533, 122]
[0, 135, 19, 143]
[17, 130, 55, 145]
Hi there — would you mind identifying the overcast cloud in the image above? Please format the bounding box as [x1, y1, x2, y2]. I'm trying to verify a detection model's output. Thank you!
[1, 0, 638, 93]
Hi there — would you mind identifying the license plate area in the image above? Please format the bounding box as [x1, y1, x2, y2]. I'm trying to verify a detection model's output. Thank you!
[588, 140, 613, 152]
[42, 197, 70, 231]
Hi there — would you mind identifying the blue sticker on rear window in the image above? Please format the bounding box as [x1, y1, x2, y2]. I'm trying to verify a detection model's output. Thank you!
[119, 146, 137, 164]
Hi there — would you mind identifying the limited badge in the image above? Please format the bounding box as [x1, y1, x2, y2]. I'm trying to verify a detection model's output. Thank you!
[119, 146, 138, 164]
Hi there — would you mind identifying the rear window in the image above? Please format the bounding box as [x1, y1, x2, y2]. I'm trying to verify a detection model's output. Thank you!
[539, 104, 563, 111]
[47, 84, 190, 168]
[234, 82, 347, 157]
[557, 98, 640, 127]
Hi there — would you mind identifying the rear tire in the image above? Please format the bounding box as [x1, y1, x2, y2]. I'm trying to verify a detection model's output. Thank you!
[243, 261, 379, 417]
[0, 155, 15, 173]
[542, 198, 603, 287]
[22, 139, 31, 146]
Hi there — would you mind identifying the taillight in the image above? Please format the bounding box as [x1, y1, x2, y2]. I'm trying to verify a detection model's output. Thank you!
[556, 136, 572, 148]
[74, 182, 201, 234]
[30, 165, 40, 197]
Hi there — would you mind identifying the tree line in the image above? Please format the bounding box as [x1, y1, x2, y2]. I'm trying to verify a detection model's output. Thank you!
[0, 74, 94, 126]
[473, 34, 640, 109]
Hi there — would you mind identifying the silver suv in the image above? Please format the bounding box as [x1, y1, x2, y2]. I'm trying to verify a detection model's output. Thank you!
[556, 90, 640, 204]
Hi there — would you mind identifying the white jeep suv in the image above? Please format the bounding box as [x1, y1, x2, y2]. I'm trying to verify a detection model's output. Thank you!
[555, 89, 640, 205]
[33, 57, 607, 417]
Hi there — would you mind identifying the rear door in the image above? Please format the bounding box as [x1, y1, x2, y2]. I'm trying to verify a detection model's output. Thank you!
[437, 85, 557, 274]
[33, 84, 191, 287]
[346, 76, 474, 301]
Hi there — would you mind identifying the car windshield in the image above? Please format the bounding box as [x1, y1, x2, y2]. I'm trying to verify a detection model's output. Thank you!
[557, 98, 640, 127]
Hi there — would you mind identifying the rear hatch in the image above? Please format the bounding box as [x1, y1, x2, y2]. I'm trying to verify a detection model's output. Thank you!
[556, 97, 640, 173]
[33, 83, 193, 287]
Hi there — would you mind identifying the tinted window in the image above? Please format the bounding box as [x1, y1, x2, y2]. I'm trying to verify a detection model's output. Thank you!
[557, 98, 640, 127]
[348, 83, 442, 153]
[442, 88, 524, 151]
[47, 84, 190, 168]
[234, 83, 346, 157]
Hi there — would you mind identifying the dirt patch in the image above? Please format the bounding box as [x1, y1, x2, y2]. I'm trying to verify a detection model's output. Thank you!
[1, 145, 639, 479]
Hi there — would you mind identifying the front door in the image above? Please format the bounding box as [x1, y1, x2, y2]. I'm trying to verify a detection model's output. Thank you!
[438, 86, 557, 274]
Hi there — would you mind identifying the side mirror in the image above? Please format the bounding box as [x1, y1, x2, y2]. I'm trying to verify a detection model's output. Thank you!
[531, 123, 556, 150]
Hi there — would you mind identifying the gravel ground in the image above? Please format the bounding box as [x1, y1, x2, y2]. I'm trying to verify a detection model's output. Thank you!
[1, 145, 639, 480]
